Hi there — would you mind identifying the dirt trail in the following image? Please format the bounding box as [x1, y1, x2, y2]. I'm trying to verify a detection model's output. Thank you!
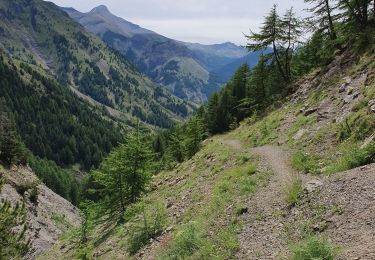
[236, 141, 375, 259]
[236, 144, 299, 259]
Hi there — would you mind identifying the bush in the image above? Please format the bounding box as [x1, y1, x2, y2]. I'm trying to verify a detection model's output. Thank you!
[127, 201, 167, 255]
[290, 236, 339, 260]
[16, 181, 39, 203]
[285, 177, 303, 207]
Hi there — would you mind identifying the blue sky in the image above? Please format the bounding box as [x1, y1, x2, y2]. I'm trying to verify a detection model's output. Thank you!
[47, 0, 308, 45]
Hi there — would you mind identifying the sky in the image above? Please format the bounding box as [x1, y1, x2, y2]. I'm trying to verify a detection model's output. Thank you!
[47, 0, 309, 45]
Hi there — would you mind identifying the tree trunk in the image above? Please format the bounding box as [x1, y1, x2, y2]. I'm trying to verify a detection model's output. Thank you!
[325, 0, 337, 40]
[273, 42, 289, 82]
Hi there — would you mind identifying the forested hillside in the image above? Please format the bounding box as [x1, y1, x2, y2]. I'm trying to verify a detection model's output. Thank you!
[0, 0, 193, 128]
[2, 0, 375, 259]
[63, 6, 256, 103]
[40, 0, 375, 259]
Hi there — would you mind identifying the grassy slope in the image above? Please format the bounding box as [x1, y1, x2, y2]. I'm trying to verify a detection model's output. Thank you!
[0, 0, 193, 128]
[40, 48, 375, 258]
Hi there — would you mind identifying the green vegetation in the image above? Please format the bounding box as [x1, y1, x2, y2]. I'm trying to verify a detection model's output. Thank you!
[159, 163, 269, 259]
[153, 115, 208, 168]
[0, 99, 27, 167]
[5, 0, 375, 258]
[160, 222, 208, 260]
[291, 150, 320, 174]
[0, 58, 122, 170]
[326, 141, 375, 174]
[28, 156, 80, 205]
[88, 127, 153, 221]
[0, 175, 29, 259]
[126, 201, 168, 255]
[290, 236, 339, 260]
[285, 177, 303, 207]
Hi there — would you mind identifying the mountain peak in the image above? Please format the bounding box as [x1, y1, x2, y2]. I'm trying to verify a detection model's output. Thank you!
[90, 5, 111, 15]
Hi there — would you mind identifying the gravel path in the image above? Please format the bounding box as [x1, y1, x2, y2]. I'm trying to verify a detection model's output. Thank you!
[236, 145, 297, 259]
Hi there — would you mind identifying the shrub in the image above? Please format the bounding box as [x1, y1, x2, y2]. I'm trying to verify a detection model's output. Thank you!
[16, 181, 39, 203]
[290, 236, 339, 260]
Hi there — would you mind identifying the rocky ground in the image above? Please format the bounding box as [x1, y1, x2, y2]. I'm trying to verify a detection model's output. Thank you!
[0, 166, 81, 259]
[236, 143, 375, 259]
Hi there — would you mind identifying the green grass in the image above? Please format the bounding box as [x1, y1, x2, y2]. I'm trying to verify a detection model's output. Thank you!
[51, 213, 73, 230]
[285, 177, 303, 207]
[326, 141, 375, 174]
[291, 150, 320, 174]
[158, 163, 269, 259]
[126, 200, 168, 255]
[246, 109, 286, 146]
[290, 236, 339, 260]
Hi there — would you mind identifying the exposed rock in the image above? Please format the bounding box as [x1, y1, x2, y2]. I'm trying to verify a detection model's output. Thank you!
[368, 99, 375, 113]
[347, 86, 354, 95]
[352, 91, 360, 99]
[293, 128, 307, 140]
[338, 83, 347, 93]
[303, 107, 318, 116]
[0, 167, 81, 259]
[304, 179, 323, 193]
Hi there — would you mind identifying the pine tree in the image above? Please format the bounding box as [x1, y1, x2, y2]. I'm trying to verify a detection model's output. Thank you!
[207, 93, 221, 134]
[281, 7, 303, 81]
[167, 127, 185, 163]
[246, 5, 288, 81]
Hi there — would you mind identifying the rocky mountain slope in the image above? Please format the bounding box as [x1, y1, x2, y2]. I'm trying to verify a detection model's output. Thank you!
[40, 46, 375, 259]
[0, 165, 81, 259]
[0, 0, 192, 128]
[62, 5, 259, 103]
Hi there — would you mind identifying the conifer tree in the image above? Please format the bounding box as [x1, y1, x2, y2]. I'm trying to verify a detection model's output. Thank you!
[305, 0, 338, 40]
[184, 117, 207, 158]
[338, 0, 371, 30]
[245, 5, 302, 82]
[0, 100, 26, 166]
[92, 126, 152, 221]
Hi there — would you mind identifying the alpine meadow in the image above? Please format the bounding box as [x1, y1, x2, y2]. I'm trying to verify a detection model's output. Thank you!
[1, 0, 375, 259]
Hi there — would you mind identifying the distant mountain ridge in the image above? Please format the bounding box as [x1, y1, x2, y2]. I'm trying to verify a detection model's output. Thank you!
[62, 5, 260, 103]
[0, 0, 192, 129]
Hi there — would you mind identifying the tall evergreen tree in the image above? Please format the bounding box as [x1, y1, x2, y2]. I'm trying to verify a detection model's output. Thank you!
[246, 5, 302, 82]
[246, 5, 289, 81]
[305, 0, 338, 40]
[92, 127, 153, 221]
[184, 117, 207, 158]
[338, 0, 372, 30]
[0, 100, 26, 166]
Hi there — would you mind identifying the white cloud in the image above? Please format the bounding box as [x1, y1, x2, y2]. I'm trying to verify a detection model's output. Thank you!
[46, 0, 309, 44]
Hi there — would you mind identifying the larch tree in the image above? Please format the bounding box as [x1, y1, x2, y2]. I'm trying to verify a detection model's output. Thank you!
[245, 5, 302, 82]
[305, 0, 338, 40]
[337, 0, 372, 30]
[92, 126, 153, 221]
